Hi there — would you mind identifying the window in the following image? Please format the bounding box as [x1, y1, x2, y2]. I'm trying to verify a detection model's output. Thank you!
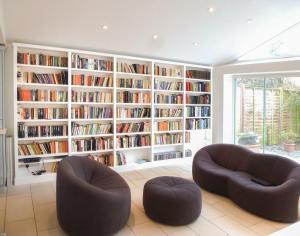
[234, 75, 300, 161]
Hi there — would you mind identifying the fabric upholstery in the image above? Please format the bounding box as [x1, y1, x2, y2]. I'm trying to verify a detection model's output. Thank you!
[192, 144, 300, 223]
[56, 156, 131, 236]
[143, 176, 201, 225]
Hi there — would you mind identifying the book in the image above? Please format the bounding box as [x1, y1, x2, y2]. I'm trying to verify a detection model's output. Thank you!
[186, 106, 210, 117]
[72, 54, 113, 71]
[71, 123, 112, 136]
[154, 151, 183, 161]
[72, 91, 113, 103]
[117, 62, 149, 74]
[17, 89, 68, 102]
[17, 71, 68, 85]
[186, 70, 210, 80]
[117, 78, 150, 89]
[186, 118, 210, 130]
[154, 108, 183, 118]
[71, 106, 113, 119]
[116, 135, 150, 148]
[155, 94, 183, 104]
[18, 141, 68, 156]
[154, 133, 183, 145]
[116, 122, 150, 133]
[18, 107, 68, 120]
[72, 75, 113, 87]
[154, 80, 183, 91]
[17, 52, 68, 67]
[117, 91, 150, 103]
[186, 81, 210, 92]
[116, 108, 151, 119]
[72, 137, 113, 152]
[154, 121, 182, 131]
[186, 94, 210, 104]
[154, 66, 182, 77]
[18, 124, 68, 138]
[88, 153, 114, 166]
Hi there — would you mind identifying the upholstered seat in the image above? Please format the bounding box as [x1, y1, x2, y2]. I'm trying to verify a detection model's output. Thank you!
[193, 144, 300, 223]
[56, 156, 131, 236]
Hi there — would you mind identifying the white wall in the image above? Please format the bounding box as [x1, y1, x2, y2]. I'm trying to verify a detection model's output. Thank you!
[212, 59, 300, 144]
[0, 0, 6, 44]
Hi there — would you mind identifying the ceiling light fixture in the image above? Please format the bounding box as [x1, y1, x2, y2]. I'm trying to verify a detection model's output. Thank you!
[193, 42, 199, 46]
[246, 19, 253, 24]
[208, 7, 214, 13]
[153, 34, 158, 40]
[102, 25, 108, 30]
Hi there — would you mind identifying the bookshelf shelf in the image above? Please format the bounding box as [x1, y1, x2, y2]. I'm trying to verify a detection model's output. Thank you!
[18, 158, 63, 166]
[12, 43, 212, 184]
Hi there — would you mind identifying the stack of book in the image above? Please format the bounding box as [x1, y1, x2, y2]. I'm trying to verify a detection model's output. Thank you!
[116, 122, 150, 133]
[18, 141, 68, 156]
[71, 106, 112, 119]
[17, 89, 68, 102]
[154, 121, 182, 131]
[185, 132, 191, 143]
[117, 78, 150, 89]
[17, 52, 68, 67]
[116, 135, 150, 148]
[72, 54, 113, 71]
[154, 151, 183, 161]
[186, 106, 210, 117]
[117, 62, 149, 74]
[117, 91, 150, 103]
[18, 107, 68, 120]
[155, 133, 183, 145]
[155, 94, 183, 104]
[18, 124, 68, 138]
[154, 66, 182, 77]
[154, 108, 182, 118]
[186, 70, 210, 80]
[72, 91, 113, 103]
[186, 94, 210, 104]
[186, 118, 210, 130]
[154, 80, 183, 91]
[17, 71, 68, 85]
[116, 152, 126, 165]
[88, 153, 114, 167]
[71, 123, 112, 136]
[72, 137, 113, 152]
[116, 108, 151, 119]
[72, 75, 113, 87]
[186, 81, 210, 92]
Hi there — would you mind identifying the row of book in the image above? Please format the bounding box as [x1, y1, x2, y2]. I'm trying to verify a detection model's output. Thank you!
[116, 135, 150, 149]
[18, 107, 68, 120]
[186, 106, 210, 117]
[88, 154, 114, 167]
[18, 141, 68, 156]
[71, 54, 113, 71]
[71, 107, 113, 119]
[186, 70, 210, 80]
[72, 75, 113, 87]
[155, 94, 183, 104]
[186, 81, 210, 92]
[17, 71, 68, 85]
[117, 78, 150, 89]
[154, 108, 182, 118]
[17, 52, 68, 67]
[154, 66, 182, 77]
[117, 91, 150, 103]
[117, 62, 149, 74]
[17, 89, 68, 102]
[18, 124, 68, 138]
[72, 91, 113, 103]
[185, 132, 191, 143]
[154, 80, 183, 91]
[154, 133, 183, 145]
[153, 151, 183, 161]
[116, 108, 151, 119]
[71, 123, 112, 136]
[116, 152, 126, 166]
[154, 121, 182, 131]
[71, 138, 113, 152]
[116, 122, 150, 133]
[186, 94, 210, 104]
[186, 118, 211, 130]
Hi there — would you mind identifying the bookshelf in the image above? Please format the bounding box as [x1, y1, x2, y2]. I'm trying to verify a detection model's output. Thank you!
[12, 43, 212, 184]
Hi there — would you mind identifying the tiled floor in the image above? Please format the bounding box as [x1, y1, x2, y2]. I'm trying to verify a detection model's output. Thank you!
[0, 161, 298, 236]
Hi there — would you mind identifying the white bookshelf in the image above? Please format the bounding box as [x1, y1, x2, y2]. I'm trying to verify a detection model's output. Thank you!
[12, 43, 212, 184]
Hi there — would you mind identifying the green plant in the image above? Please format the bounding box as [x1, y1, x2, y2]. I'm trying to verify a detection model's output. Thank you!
[281, 130, 297, 144]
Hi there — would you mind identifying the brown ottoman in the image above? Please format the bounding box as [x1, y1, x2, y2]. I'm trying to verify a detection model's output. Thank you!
[143, 176, 201, 225]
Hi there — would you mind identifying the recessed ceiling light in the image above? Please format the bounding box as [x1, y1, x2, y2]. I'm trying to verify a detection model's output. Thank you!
[193, 42, 199, 46]
[246, 19, 253, 24]
[153, 34, 158, 40]
[208, 7, 214, 13]
[102, 25, 108, 30]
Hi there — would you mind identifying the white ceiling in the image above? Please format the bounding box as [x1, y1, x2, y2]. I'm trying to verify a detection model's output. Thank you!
[2, 0, 300, 65]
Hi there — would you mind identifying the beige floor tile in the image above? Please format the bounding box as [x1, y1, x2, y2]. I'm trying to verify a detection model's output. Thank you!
[250, 221, 279, 236]
[213, 215, 259, 236]
[38, 227, 67, 236]
[31, 182, 54, 195]
[0, 195, 6, 211]
[0, 210, 4, 232]
[131, 188, 144, 209]
[7, 184, 31, 197]
[168, 227, 198, 236]
[122, 171, 145, 181]
[150, 167, 175, 176]
[127, 203, 150, 228]
[131, 222, 166, 236]
[131, 178, 148, 190]
[6, 195, 34, 222]
[34, 202, 58, 231]
[5, 218, 37, 236]
[114, 225, 135, 236]
[138, 168, 161, 179]
[32, 188, 55, 207]
[188, 216, 227, 236]
[157, 223, 190, 234]
[201, 202, 225, 220]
